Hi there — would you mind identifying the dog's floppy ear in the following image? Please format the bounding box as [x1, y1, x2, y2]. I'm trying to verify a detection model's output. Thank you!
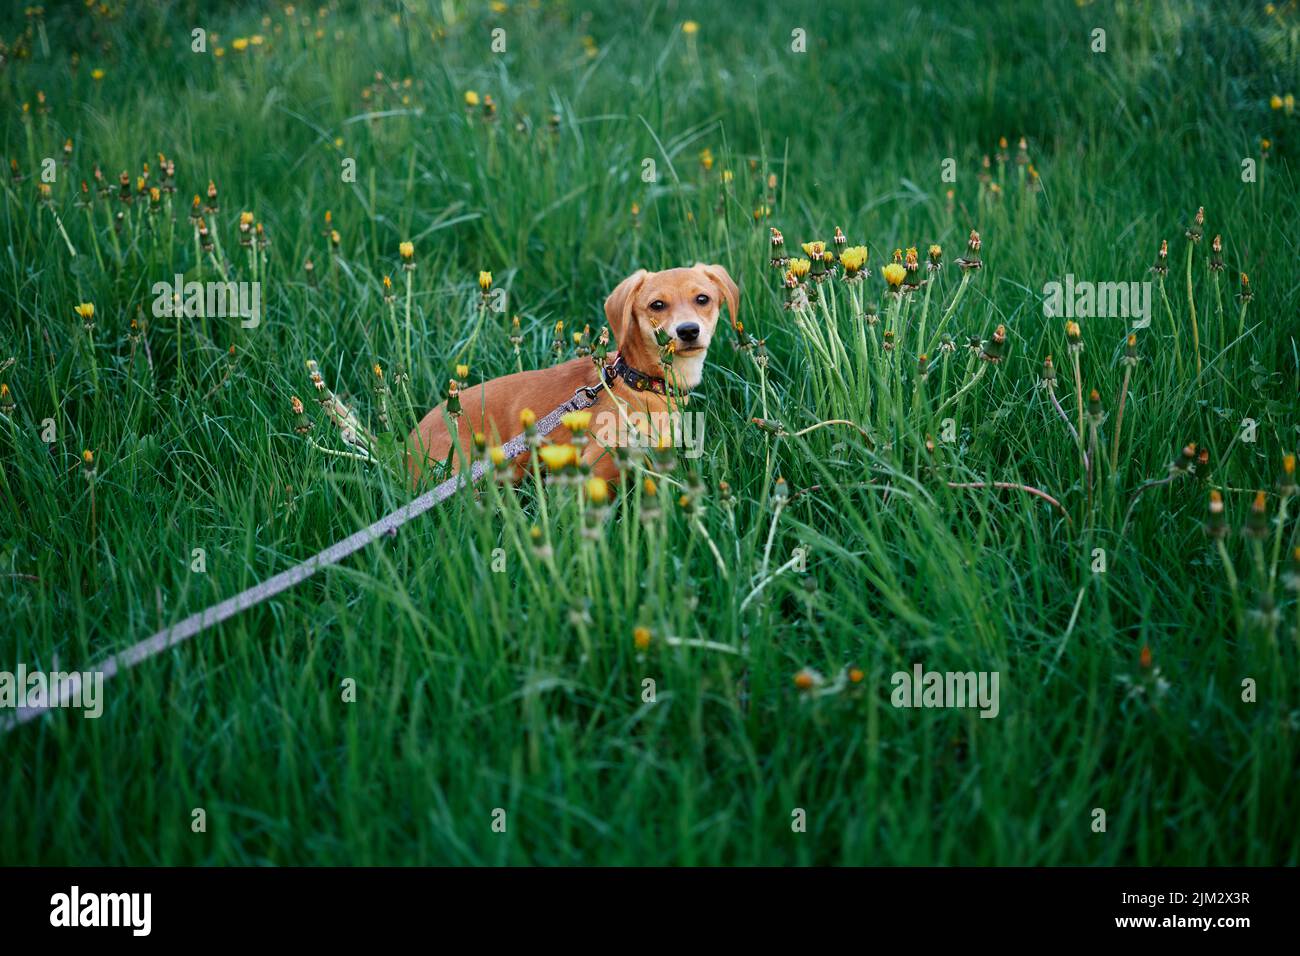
[695, 263, 740, 329]
[604, 269, 648, 345]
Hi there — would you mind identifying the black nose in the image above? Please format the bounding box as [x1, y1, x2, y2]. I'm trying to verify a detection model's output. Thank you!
[677, 322, 700, 343]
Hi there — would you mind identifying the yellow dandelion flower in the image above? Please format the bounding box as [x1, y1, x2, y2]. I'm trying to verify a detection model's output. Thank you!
[232, 37, 249, 51]
[478, 270, 492, 291]
[538, 444, 577, 471]
[840, 246, 869, 272]
[788, 258, 811, 279]
[399, 241, 414, 260]
[520, 408, 536, 428]
[464, 90, 480, 107]
[562, 410, 593, 432]
[585, 476, 609, 505]
[1270, 94, 1283, 110]
[881, 263, 906, 288]
[90, 68, 105, 81]
[633, 626, 652, 650]
[73, 302, 95, 321]
[682, 20, 699, 35]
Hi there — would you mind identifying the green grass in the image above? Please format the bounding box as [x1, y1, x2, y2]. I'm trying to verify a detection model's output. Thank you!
[2, 0, 1299, 865]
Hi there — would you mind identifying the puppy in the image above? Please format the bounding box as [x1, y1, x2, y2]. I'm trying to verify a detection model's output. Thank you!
[408, 263, 738, 483]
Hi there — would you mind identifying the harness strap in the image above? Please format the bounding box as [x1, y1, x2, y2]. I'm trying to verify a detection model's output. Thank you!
[1, 384, 602, 732]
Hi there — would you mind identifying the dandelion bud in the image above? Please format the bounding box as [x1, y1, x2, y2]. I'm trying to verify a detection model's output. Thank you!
[1185, 206, 1204, 243]
[980, 325, 1006, 364]
[956, 230, 983, 270]
[0, 383, 14, 416]
[529, 525, 550, 559]
[1284, 547, 1300, 593]
[832, 226, 846, 251]
[73, 302, 95, 330]
[1150, 240, 1168, 276]
[773, 476, 789, 503]
[81, 449, 96, 480]
[1245, 490, 1269, 539]
[1065, 320, 1083, 353]
[1209, 235, 1224, 272]
[446, 379, 461, 417]
[903, 247, 921, 290]
[633, 626, 652, 651]
[803, 241, 827, 280]
[1173, 442, 1198, 473]
[1087, 388, 1103, 424]
[291, 395, 312, 435]
[927, 244, 943, 273]
[205, 178, 218, 212]
[1122, 334, 1139, 367]
[1139, 645, 1152, 669]
[1205, 489, 1227, 539]
[1040, 354, 1057, 386]
[399, 240, 415, 270]
[769, 228, 787, 268]
[510, 315, 524, 349]
[1237, 272, 1253, 303]
[793, 668, 823, 692]
[1279, 454, 1298, 497]
[478, 270, 492, 293]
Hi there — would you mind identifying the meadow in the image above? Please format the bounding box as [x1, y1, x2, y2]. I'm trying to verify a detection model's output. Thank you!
[1, 0, 1298, 865]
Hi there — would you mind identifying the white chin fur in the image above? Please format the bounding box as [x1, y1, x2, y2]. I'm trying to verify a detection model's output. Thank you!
[670, 348, 707, 389]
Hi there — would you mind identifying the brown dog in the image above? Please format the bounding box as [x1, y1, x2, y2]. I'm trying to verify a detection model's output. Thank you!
[408, 263, 738, 483]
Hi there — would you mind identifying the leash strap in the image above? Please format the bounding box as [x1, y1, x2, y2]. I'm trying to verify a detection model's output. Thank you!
[2, 385, 601, 731]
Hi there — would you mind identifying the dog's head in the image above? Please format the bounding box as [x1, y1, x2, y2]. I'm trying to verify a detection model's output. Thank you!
[603, 263, 738, 390]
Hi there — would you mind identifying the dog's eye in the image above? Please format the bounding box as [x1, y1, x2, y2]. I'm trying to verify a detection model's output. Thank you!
[648, 300, 667, 312]
[695, 294, 711, 306]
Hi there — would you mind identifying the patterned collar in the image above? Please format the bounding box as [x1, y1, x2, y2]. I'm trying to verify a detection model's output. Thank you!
[603, 353, 668, 396]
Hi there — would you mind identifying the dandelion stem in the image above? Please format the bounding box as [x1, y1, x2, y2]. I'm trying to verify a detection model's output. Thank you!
[934, 362, 986, 416]
[759, 498, 786, 579]
[404, 270, 414, 374]
[1110, 364, 1132, 474]
[1269, 493, 1290, 588]
[1186, 241, 1201, 378]
[740, 552, 801, 613]
[1159, 276, 1184, 377]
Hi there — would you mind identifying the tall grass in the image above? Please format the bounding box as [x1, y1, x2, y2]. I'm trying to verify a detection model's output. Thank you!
[1, 0, 1298, 864]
